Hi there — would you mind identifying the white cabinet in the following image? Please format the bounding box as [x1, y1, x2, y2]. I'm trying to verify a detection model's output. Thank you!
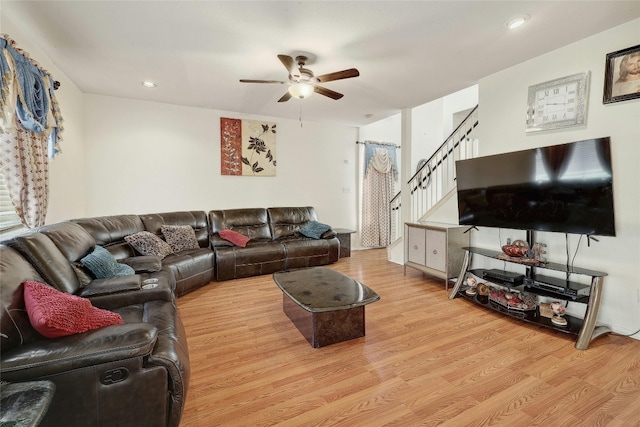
[407, 226, 426, 265]
[425, 229, 446, 271]
[404, 222, 469, 290]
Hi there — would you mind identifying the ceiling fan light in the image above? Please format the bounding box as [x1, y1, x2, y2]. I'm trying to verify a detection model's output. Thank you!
[288, 83, 314, 99]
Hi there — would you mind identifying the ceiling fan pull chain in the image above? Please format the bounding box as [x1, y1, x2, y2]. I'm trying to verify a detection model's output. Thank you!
[299, 105, 303, 127]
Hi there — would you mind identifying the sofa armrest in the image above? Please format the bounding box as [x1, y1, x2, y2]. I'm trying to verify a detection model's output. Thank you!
[78, 275, 142, 297]
[321, 229, 337, 239]
[79, 274, 175, 309]
[0, 323, 157, 380]
[119, 255, 162, 273]
[210, 235, 233, 248]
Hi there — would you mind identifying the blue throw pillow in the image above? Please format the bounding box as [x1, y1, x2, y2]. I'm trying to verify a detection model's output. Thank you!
[299, 221, 332, 239]
[81, 245, 135, 279]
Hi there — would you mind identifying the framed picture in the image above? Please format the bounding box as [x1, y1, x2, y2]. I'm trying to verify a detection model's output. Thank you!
[603, 44, 640, 104]
[220, 118, 277, 176]
[525, 72, 589, 132]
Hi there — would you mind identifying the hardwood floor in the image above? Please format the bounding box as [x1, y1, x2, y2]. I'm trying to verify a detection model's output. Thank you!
[177, 249, 640, 426]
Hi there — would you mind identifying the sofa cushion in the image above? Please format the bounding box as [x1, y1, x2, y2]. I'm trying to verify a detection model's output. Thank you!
[268, 206, 318, 239]
[23, 281, 123, 338]
[299, 221, 332, 239]
[77, 275, 142, 298]
[214, 242, 286, 281]
[40, 222, 97, 265]
[208, 208, 272, 242]
[218, 229, 250, 247]
[81, 246, 135, 279]
[280, 238, 339, 269]
[72, 215, 146, 260]
[124, 231, 173, 258]
[140, 211, 209, 248]
[161, 225, 200, 252]
[9, 232, 83, 295]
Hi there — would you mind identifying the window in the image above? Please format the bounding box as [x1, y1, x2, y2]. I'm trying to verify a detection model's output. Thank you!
[0, 169, 22, 232]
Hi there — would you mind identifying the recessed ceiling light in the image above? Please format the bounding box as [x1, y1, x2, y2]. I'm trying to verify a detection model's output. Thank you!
[505, 15, 529, 30]
[141, 81, 157, 88]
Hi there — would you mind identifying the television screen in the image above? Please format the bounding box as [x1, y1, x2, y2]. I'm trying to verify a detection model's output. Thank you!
[455, 137, 615, 236]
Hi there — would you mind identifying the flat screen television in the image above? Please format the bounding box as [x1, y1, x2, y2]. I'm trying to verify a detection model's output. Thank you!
[455, 137, 615, 237]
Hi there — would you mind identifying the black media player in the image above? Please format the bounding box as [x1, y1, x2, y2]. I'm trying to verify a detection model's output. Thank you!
[482, 269, 525, 284]
[523, 275, 589, 300]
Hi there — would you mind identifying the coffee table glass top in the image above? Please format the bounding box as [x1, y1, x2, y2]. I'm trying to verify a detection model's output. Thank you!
[273, 267, 380, 313]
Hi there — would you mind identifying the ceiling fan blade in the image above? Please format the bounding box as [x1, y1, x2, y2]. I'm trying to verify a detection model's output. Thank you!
[278, 92, 292, 102]
[277, 54, 299, 78]
[239, 79, 286, 84]
[316, 68, 360, 83]
[314, 85, 344, 100]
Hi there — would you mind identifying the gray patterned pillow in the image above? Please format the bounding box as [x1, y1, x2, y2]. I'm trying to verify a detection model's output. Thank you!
[161, 225, 200, 252]
[124, 231, 173, 259]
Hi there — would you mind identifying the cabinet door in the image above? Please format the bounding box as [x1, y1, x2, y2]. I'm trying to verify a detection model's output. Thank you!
[425, 229, 446, 272]
[407, 226, 426, 265]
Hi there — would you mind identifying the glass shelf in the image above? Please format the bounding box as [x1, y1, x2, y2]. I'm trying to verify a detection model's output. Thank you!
[456, 287, 583, 336]
[464, 247, 607, 278]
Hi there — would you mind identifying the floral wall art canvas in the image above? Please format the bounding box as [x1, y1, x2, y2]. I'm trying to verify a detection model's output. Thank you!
[220, 117, 277, 176]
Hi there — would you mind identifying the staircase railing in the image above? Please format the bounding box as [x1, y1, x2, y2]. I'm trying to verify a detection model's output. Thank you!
[390, 105, 479, 242]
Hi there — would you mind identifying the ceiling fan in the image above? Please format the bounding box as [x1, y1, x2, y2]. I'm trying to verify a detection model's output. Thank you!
[240, 54, 360, 102]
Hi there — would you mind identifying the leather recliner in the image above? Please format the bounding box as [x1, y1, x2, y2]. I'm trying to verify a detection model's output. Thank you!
[0, 244, 189, 427]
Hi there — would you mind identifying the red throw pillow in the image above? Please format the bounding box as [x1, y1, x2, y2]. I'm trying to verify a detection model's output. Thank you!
[219, 229, 250, 248]
[23, 281, 124, 338]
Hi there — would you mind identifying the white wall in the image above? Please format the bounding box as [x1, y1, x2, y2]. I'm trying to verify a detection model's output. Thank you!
[83, 95, 359, 229]
[443, 85, 479, 137]
[1, 15, 87, 224]
[411, 85, 478, 174]
[411, 99, 443, 173]
[477, 19, 640, 338]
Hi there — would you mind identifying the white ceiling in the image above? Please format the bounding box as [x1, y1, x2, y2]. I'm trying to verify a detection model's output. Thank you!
[4, 1, 640, 127]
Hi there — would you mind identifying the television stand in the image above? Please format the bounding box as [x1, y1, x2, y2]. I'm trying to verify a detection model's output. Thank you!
[448, 247, 610, 350]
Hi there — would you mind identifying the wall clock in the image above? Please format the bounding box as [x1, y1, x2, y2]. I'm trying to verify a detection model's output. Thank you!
[525, 72, 590, 132]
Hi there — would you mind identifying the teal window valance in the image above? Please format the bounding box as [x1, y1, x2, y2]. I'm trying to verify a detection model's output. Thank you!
[362, 141, 398, 181]
[1, 34, 63, 158]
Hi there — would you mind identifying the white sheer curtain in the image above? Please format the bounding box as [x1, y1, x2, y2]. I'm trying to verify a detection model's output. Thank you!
[361, 145, 397, 248]
[0, 121, 51, 228]
[1, 35, 62, 229]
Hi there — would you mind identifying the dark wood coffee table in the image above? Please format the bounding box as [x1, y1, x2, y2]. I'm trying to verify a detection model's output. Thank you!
[273, 267, 380, 348]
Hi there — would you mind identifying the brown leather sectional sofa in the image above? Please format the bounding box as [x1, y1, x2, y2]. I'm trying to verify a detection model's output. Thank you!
[0, 206, 339, 426]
